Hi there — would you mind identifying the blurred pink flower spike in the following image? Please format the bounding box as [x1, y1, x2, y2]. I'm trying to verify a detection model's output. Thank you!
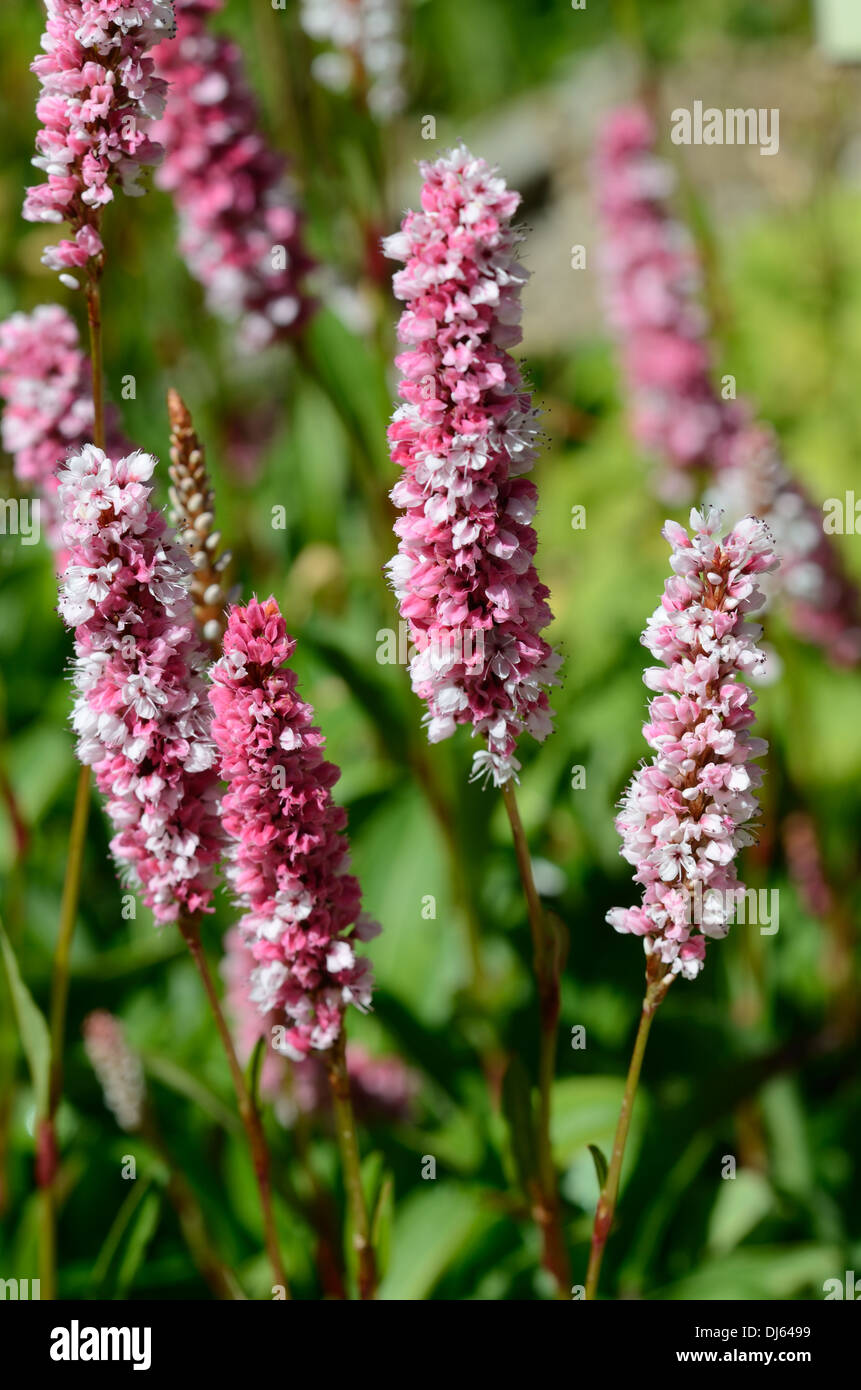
[154, 0, 314, 350]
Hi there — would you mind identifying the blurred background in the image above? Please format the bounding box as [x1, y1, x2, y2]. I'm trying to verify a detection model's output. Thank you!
[0, 0, 859, 1300]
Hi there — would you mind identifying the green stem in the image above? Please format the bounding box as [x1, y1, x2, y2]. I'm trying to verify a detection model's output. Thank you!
[585, 957, 673, 1299]
[500, 780, 570, 1296]
[48, 764, 91, 1118]
[37, 1186, 56, 1301]
[40, 759, 92, 1300]
[178, 919, 290, 1297]
[324, 1029, 376, 1300]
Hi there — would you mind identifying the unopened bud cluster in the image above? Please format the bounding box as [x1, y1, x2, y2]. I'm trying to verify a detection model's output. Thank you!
[167, 389, 231, 652]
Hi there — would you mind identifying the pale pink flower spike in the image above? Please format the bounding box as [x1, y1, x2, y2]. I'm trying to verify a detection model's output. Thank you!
[0, 305, 129, 562]
[57, 445, 223, 924]
[597, 104, 861, 665]
[223, 928, 416, 1124]
[83, 1010, 145, 1132]
[607, 507, 778, 979]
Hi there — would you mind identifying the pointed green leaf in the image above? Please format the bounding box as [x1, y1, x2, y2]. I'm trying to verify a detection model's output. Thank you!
[115, 1188, 162, 1296]
[246, 1035, 265, 1111]
[587, 1144, 609, 1192]
[370, 1172, 394, 1281]
[91, 1177, 153, 1293]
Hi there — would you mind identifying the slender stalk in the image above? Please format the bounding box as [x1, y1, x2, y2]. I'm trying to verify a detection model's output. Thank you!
[36, 1184, 57, 1301]
[500, 781, 570, 1296]
[324, 1029, 376, 1300]
[178, 919, 289, 1297]
[39, 754, 92, 1299]
[48, 764, 91, 1117]
[585, 957, 673, 1299]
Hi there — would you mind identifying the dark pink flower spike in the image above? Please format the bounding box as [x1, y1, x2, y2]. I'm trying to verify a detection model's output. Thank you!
[210, 598, 377, 1059]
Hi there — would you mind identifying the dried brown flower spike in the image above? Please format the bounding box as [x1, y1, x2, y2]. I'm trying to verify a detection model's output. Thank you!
[167, 388, 231, 654]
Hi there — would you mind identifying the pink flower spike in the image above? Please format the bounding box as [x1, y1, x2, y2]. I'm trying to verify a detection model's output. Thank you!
[595, 106, 743, 500]
[607, 507, 778, 979]
[222, 928, 416, 1124]
[597, 105, 861, 666]
[57, 444, 223, 924]
[83, 1010, 145, 1132]
[299, 0, 406, 120]
[153, 1, 314, 351]
[711, 424, 861, 667]
[23, 1, 175, 283]
[384, 144, 560, 787]
[210, 598, 377, 1058]
[0, 305, 130, 566]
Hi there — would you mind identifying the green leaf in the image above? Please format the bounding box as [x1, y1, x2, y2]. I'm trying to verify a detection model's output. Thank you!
[246, 1036, 265, 1111]
[501, 1056, 539, 1191]
[551, 1076, 637, 1168]
[377, 1183, 497, 1301]
[0, 920, 50, 1115]
[360, 1149, 386, 1215]
[140, 1051, 241, 1135]
[352, 786, 465, 1025]
[587, 1144, 609, 1192]
[115, 1188, 162, 1296]
[304, 309, 391, 466]
[707, 1169, 774, 1256]
[339, 1150, 387, 1295]
[552, 1076, 646, 1213]
[370, 1172, 395, 1281]
[91, 1178, 153, 1293]
[655, 1244, 841, 1300]
[9, 724, 75, 825]
[302, 625, 411, 766]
